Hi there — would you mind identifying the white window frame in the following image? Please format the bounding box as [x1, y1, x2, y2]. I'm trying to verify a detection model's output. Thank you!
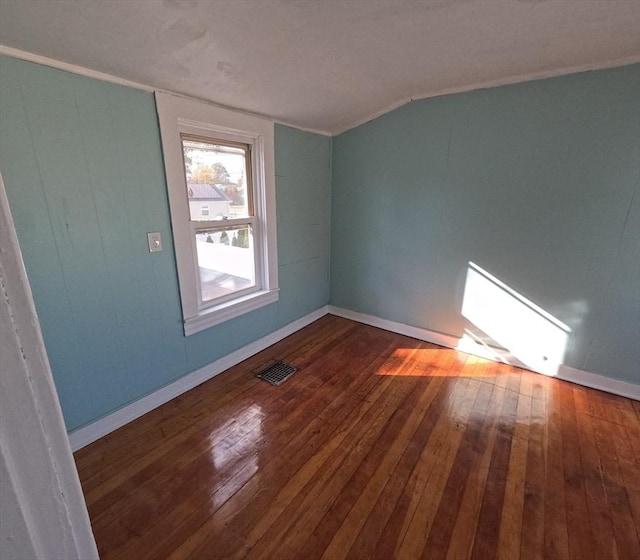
[200, 204, 209, 217]
[155, 92, 278, 336]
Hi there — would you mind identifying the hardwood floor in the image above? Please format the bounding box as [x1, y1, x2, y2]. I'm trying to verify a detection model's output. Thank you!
[74, 315, 640, 560]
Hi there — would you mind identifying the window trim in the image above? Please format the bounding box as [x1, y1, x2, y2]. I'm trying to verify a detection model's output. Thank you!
[155, 92, 278, 335]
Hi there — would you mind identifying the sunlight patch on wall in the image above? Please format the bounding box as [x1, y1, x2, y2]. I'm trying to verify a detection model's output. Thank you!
[461, 262, 571, 376]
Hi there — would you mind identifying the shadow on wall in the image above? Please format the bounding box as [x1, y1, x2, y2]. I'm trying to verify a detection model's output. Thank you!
[459, 261, 573, 376]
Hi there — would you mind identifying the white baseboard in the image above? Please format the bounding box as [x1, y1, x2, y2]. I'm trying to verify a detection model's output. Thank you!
[327, 305, 640, 401]
[68, 306, 329, 451]
[327, 305, 460, 349]
[69, 303, 639, 450]
[555, 364, 640, 401]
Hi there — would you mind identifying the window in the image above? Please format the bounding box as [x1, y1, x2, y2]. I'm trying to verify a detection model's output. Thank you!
[155, 92, 278, 335]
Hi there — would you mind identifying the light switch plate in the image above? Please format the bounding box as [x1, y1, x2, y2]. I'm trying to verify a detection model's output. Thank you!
[147, 232, 162, 253]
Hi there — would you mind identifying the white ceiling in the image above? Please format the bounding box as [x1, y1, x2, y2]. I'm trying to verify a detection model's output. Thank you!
[1, 0, 639, 135]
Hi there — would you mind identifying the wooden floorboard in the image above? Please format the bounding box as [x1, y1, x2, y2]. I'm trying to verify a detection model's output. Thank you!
[74, 315, 640, 560]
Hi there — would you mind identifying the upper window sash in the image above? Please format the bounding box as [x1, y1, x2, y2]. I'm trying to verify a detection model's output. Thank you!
[180, 133, 254, 221]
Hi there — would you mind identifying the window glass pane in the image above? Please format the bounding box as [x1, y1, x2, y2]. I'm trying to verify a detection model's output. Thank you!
[195, 225, 255, 303]
[182, 135, 251, 220]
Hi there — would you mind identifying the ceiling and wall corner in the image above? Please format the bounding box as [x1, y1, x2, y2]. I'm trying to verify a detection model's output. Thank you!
[0, 0, 639, 135]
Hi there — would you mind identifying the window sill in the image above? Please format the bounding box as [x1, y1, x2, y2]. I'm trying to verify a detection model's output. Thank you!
[183, 289, 279, 336]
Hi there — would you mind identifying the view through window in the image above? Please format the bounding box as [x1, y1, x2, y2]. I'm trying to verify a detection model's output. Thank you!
[181, 135, 257, 305]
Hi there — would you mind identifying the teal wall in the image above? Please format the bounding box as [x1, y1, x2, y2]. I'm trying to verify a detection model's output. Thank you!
[331, 64, 640, 385]
[0, 56, 331, 431]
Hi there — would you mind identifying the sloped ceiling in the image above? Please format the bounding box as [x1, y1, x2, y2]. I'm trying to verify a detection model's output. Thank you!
[1, 0, 639, 134]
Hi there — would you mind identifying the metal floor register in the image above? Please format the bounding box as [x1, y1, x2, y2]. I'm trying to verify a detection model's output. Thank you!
[256, 361, 298, 386]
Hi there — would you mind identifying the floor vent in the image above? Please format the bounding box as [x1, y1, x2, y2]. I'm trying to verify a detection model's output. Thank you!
[256, 361, 298, 386]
